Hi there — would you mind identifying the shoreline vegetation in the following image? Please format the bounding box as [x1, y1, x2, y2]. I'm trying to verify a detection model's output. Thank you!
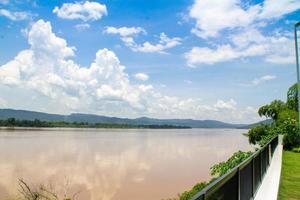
[0, 118, 191, 129]
[172, 83, 300, 200]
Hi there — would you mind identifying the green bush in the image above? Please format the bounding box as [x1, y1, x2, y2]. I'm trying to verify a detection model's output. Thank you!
[281, 118, 300, 150]
[179, 182, 208, 200]
[210, 151, 253, 177]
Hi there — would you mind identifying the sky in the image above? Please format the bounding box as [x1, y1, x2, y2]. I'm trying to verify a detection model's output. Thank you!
[0, 0, 299, 123]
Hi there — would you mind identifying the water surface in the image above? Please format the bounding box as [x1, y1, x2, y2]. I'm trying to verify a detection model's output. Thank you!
[0, 128, 252, 200]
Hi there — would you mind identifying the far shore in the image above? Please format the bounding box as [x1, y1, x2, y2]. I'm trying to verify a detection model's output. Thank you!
[0, 126, 192, 131]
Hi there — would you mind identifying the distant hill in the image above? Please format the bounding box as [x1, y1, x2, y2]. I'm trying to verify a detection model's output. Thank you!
[0, 108, 258, 129]
[237, 119, 272, 129]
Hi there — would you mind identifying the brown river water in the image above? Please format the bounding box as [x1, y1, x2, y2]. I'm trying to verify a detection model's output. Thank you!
[0, 128, 252, 200]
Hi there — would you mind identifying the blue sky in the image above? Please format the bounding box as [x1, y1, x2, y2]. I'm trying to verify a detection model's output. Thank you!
[0, 0, 299, 123]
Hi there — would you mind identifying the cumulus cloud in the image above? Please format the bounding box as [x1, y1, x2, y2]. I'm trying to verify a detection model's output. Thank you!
[104, 26, 181, 53]
[189, 0, 260, 38]
[0, 9, 32, 21]
[0, 19, 258, 123]
[259, 0, 300, 19]
[134, 73, 149, 81]
[185, 0, 299, 67]
[53, 1, 107, 21]
[0, 20, 144, 110]
[189, 0, 300, 39]
[185, 28, 295, 67]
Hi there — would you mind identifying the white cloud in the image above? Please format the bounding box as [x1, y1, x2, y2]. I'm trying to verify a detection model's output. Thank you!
[189, 0, 300, 39]
[0, 9, 32, 21]
[104, 26, 181, 53]
[185, 45, 239, 67]
[259, 0, 300, 19]
[104, 26, 146, 37]
[185, 0, 298, 67]
[0, 20, 145, 111]
[189, 0, 260, 38]
[53, 1, 107, 21]
[75, 23, 90, 30]
[134, 73, 149, 81]
[0, 19, 259, 123]
[244, 75, 276, 86]
[132, 33, 182, 53]
[185, 28, 295, 67]
[214, 99, 237, 110]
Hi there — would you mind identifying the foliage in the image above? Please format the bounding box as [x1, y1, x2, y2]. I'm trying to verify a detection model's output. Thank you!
[276, 108, 298, 125]
[210, 151, 253, 177]
[0, 118, 191, 129]
[175, 84, 300, 200]
[258, 100, 286, 120]
[247, 125, 270, 145]
[278, 151, 300, 200]
[248, 83, 300, 150]
[176, 151, 252, 200]
[178, 182, 209, 200]
[280, 118, 300, 150]
[286, 83, 298, 112]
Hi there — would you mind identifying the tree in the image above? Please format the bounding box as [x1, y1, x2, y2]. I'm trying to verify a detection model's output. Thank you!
[249, 83, 300, 150]
[258, 100, 286, 120]
[287, 83, 298, 112]
[247, 125, 270, 145]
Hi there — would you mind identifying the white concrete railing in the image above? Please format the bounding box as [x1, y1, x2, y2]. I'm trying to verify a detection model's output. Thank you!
[254, 136, 283, 200]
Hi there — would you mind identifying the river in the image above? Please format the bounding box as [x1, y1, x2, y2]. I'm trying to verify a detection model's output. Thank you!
[0, 128, 252, 200]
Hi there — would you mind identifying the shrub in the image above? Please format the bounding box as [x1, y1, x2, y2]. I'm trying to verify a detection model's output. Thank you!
[281, 118, 300, 150]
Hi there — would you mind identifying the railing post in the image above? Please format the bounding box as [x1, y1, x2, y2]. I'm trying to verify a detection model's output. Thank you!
[260, 150, 263, 179]
[268, 144, 271, 166]
[252, 158, 255, 197]
[237, 167, 240, 200]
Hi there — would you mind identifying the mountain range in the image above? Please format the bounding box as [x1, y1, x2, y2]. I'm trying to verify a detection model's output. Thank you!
[0, 108, 267, 129]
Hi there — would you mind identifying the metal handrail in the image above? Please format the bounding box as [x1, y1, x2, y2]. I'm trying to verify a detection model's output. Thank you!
[191, 135, 279, 200]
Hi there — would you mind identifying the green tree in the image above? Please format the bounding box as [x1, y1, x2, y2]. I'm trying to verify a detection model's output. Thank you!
[287, 83, 298, 112]
[248, 83, 300, 150]
[258, 100, 286, 120]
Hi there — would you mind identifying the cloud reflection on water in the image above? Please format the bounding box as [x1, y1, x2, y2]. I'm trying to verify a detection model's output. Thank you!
[0, 129, 252, 200]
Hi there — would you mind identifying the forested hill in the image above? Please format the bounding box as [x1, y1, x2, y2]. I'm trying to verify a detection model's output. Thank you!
[0, 108, 251, 128]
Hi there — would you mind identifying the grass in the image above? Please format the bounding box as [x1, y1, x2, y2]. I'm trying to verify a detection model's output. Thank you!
[278, 151, 300, 200]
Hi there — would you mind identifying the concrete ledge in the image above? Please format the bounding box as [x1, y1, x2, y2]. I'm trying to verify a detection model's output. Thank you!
[254, 139, 283, 200]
